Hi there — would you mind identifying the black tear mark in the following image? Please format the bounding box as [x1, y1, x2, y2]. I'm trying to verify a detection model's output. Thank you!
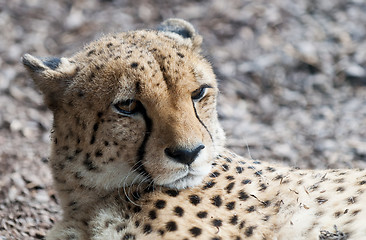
[134, 106, 152, 180]
[192, 100, 213, 141]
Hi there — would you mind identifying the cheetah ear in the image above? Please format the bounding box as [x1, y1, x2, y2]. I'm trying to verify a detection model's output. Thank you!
[22, 53, 78, 109]
[158, 18, 203, 51]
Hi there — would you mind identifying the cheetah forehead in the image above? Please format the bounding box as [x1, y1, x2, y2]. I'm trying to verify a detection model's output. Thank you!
[22, 18, 215, 110]
[70, 30, 216, 102]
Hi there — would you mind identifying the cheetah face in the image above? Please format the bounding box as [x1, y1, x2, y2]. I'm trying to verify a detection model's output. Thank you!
[22, 19, 225, 190]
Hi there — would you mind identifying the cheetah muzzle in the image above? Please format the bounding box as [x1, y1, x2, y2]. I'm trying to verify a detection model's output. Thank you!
[23, 19, 366, 240]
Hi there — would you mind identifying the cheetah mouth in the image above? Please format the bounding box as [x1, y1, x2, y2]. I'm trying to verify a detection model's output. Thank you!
[162, 167, 209, 189]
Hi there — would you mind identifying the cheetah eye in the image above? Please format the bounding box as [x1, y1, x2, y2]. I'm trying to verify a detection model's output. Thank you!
[113, 99, 141, 116]
[192, 85, 211, 102]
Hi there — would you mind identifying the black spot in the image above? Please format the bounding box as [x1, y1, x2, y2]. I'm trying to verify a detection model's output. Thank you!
[211, 195, 222, 207]
[83, 154, 97, 171]
[158, 229, 165, 236]
[189, 227, 202, 237]
[189, 194, 201, 205]
[266, 167, 276, 172]
[210, 171, 220, 178]
[134, 221, 140, 228]
[155, 200, 166, 209]
[334, 211, 341, 218]
[107, 42, 113, 48]
[239, 221, 245, 229]
[203, 180, 216, 189]
[131, 62, 139, 68]
[352, 209, 361, 216]
[347, 196, 356, 204]
[197, 211, 207, 218]
[165, 189, 180, 197]
[245, 226, 256, 237]
[224, 157, 232, 163]
[166, 221, 177, 231]
[212, 219, 222, 227]
[316, 197, 328, 205]
[360, 180, 366, 185]
[143, 224, 152, 234]
[247, 206, 256, 212]
[104, 141, 109, 146]
[242, 179, 252, 185]
[222, 164, 229, 171]
[74, 148, 83, 155]
[122, 233, 135, 240]
[87, 49, 96, 56]
[78, 90, 85, 98]
[116, 224, 126, 232]
[236, 166, 243, 174]
[225, 182, 235, 193]
[254, 170, 262, 176]
[226, 175, 235, 180]
[259, 183, 267, 191]
[226, 201, 235, 210]
[95, 150, 103, 157]
[174, 206, 184, 217]
[230, 215, 238, 225]
[239, 191, 249, 201]
[177, 52, 185, 58]
[133, 206, 141, 213]
[148, 210, 157, 220]
[93, 122, 99, 132]
[336, 187, 345, 192]
[90, 135, 96, 145]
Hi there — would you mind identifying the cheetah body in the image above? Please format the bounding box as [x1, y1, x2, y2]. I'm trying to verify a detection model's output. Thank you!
[22, 19, 366, 240]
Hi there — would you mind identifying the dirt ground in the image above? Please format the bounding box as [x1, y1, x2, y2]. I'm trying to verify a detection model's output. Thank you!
[1, 0, 365, 239]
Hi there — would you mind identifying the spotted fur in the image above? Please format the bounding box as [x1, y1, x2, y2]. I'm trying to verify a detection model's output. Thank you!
[23, 19, 366, 240]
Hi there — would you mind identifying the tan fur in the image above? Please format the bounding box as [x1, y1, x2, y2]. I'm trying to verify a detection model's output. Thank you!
[23, 19, 366, 240]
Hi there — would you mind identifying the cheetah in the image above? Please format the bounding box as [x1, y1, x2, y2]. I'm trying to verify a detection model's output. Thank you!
[22, 19, 366, 240]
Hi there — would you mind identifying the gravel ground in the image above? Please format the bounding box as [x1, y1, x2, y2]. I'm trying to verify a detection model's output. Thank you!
[1, 0, 366, 239]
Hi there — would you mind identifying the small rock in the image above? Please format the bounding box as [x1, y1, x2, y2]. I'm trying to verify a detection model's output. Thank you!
[8, 186, 18, 201]
[11, 173, 25, 188]
[346, 64, 366, 78]
[34, 190, 50, 203]
[64, 8, 84, 30]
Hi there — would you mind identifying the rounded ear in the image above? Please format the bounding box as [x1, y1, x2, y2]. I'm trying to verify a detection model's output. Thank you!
[22, 53, 78, 110]
[157, 18, 203, 52]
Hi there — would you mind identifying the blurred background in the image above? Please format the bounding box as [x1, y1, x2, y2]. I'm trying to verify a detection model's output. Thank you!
[1, 0, 365, 238]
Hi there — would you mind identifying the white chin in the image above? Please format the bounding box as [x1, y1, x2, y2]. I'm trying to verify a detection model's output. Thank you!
[163, 173, 206, 189]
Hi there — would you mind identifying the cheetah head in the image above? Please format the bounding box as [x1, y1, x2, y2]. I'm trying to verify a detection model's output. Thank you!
[22, 19, 225, 191]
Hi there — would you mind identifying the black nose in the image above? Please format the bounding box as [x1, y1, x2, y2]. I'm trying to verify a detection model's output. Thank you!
[165, 144, 205, 165]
